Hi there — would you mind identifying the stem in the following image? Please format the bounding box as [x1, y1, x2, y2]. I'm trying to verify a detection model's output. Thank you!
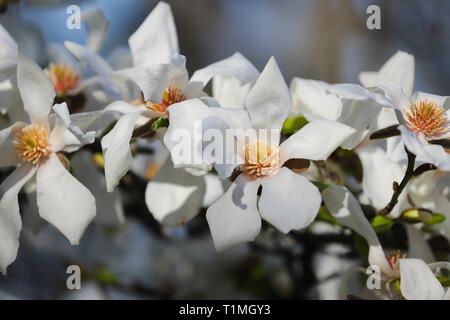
[377, 149, 416, 216]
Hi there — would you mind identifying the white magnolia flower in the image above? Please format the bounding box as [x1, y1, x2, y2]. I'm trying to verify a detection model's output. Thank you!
[378, 82, 450, 170]
[323, 185, 450, 300]
[90, 1, 258, 192]
[290, 77, 393, 150]
[0, 55, 96, 274]
[199, 57, 356, 251]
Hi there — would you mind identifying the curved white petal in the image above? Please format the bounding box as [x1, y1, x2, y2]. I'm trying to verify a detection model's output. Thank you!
[36, 153, 96, 245]
[359, 51, 415, 97]
[399, 258, 445, 300]
[412, 92, 449, 110]
[378, 81, 412, 114]
[190, 52, 259, 89]
[17, 53, 55, 126]
[206, 174, 261, 252]
[128, 1, 178, 67]
[0, 122, 26, 167]
[81, 7, 110, 54]
[101, 111, 142, 192]
[290, 77, 342, 120]
[244, 57, 292, 131]
[0, 164, 36, 274]
[145, 158, 206, 227]
[202, 174, 228, 208]
[280, 119, 355, 163]
[64, 41, 120, 98]
[322, 185, 394, 277]
[48, 103, 95, 152]
[0, 23, 18, 74]
[212, 75, 253, 109]
[356, 145, 405, 210]
[259, 167, 321, 233]
[405, 224, 435, 264]
[399, 125, 450, 171]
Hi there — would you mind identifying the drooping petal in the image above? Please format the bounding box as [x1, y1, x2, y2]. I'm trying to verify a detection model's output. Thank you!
[405, 224, 435, 264]
[64, 41, 121, 99]
[399, 259, 445, 300]
[0, 23, 18, 74]
[202, 174, 228, 208]
[17, 53, 55, 126]
[356, 145, 405, 210]
[0, 122, 26, 167]
[36, 153, 96, 245]
[81, 7, 110, 54]
[244, 57, 292, 131]
[399, 125, 450, 171]
[0, 164, 36, 274]
[259, 167, 321, 233]
[279, 119, 355, 164]
[128, 1, 178, 67]
[190, 52, 259, 89]
[322, 185, 395, 277]
[101, 111, 142, 192]
[359, 51, 415, 97]
[145, 158, 206, 227]
[206, 174, 261, 252]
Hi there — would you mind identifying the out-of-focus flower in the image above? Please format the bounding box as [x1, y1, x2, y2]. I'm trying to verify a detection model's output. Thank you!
[0, 54, 96, 274]
[323, 185, 450, 300]
[202, 57, 355, 251]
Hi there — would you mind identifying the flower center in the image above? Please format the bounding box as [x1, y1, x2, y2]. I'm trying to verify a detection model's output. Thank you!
[146, 84, 186, 115]
[241, 141, 280, 178]
[386, 251, 406, 270]
[44, 63, 80, 96]
[13, 124, 50, 165]
[404, 100, 449, 139]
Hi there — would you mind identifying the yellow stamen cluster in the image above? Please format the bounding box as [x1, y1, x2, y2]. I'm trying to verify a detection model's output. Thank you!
[45, 63, 80, 96]
[146, 84, 186, 114]
[404, 100, 449, 139]
[13, 124, 50, 165]
[386, 251, 406, 270]
[241, 141, 280, 178]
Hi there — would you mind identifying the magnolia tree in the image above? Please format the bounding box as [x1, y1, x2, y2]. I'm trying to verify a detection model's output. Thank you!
[0, 2, 449, 300]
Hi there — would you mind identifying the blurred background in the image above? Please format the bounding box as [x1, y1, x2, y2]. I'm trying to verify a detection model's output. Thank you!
[0, 0, 449, 299]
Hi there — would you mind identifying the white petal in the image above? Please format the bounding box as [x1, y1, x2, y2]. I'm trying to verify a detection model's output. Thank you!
[102, 111, 142, 192]
[279, 119, 355, 163]
[359, 51, 415, 97]
[71, 150, 124, 226]
[206, 174, 261, 252]
[128, 1, 178, 67]
[212, 75, 253, 109]
[190, 52, 259, 89]
[64, 41, 121, 98]
[399, 125, 450, 171]
[399, 259, 445, 300]
[0, 23, 18, 73]
[322, 185, 394, 277]
[145, 158, 206, 227]
[112, 66, 148, 94]
[356, 145, 405, 210]
[411, 92, 449, 109]
[202, 173, 228, 208]
[48, 103, 95, 152]
[378, 81, 412, 114]
[259, 167, 321, 233]
[290, 77, 342, 120]
[17, 53, 55, 126]
[81, 7, 110, 54]
[244, 57, 292, 130]
[0, 122, 26, 167]
[36, 153, 96, 245]
[405, 224, 435, 264]
[0, 165, 36, 274]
